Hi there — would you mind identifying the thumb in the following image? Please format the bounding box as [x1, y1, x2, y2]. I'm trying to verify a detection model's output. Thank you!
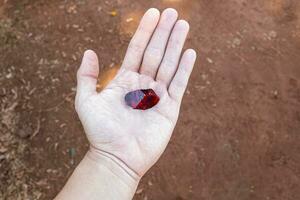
[76, 50, 99, 107]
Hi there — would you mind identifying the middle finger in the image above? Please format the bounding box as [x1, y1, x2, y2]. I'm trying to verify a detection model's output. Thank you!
[139, 8, 178, 78]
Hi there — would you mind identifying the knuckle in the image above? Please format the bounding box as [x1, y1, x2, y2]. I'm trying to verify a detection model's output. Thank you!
[162, 58, 177, 67]
[141, 68, 154, 76]
[169, 38, 181, 47]
[156, 25, 172, 33]
[137, 25, 154, 35]
[145, 46, 163, 58]
[174, 77, 187, 88]
[144, 50, 163, 64]
[128, 42, 144, 54]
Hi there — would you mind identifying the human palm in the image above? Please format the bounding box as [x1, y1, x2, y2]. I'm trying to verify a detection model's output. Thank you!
[75, 8, 196, 178]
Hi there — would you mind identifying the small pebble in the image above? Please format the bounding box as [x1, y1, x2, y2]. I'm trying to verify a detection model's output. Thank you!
[206, 57, 213, 64]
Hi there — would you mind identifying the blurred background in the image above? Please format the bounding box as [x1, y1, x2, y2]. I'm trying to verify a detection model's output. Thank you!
[0, 0, 300, 199]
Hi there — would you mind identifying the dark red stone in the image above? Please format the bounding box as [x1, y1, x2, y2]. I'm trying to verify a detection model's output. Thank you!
[125, 89, 160, 110]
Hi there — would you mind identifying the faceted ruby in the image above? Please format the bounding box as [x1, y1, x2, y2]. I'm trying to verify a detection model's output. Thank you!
[125, 89, 160, 110]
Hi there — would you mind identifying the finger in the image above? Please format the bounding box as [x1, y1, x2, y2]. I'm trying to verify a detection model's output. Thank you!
[168, 49, 196, 102]
[156, 20, 190, 86]
[139, 8, 178, 78]
[76, 50, 99, 106]
[121, 8, 160, 72]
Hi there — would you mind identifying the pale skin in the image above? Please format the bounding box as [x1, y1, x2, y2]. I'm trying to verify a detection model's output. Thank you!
[55, 8, 197, 200]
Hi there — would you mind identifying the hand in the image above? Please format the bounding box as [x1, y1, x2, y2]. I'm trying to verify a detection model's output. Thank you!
[75, 8, 196, 179]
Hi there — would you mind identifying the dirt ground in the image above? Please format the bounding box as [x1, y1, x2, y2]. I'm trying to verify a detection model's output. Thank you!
[0, 0, 300, 199]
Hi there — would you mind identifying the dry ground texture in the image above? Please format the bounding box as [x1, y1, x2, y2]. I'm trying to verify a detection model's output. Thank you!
[0, 0, 300, 199]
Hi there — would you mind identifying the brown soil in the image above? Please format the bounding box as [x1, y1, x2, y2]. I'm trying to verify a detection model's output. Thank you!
[1, 0, 300, 199]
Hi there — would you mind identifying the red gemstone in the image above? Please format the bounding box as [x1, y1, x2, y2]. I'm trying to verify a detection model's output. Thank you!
[125, 89, 160, 110]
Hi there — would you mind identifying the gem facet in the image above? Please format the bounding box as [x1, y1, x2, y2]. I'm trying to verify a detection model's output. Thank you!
[125, 89, 160, 110]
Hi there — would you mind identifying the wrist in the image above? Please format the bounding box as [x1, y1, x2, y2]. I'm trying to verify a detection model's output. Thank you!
[86, 147, 141, 189]
[55, 149, 139, 200]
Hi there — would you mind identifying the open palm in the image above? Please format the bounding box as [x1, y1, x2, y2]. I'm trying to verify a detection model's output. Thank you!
[75, 8, 196, 178]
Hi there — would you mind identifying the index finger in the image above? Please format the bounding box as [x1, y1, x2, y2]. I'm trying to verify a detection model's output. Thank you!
[121, 8, 160, 72]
